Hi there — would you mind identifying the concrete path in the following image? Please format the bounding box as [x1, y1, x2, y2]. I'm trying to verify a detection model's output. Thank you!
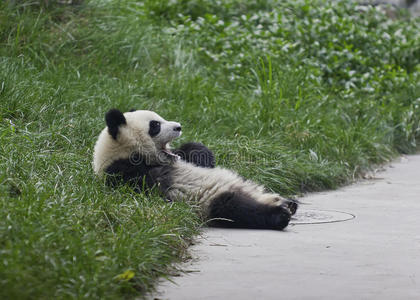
[156, 155, 420, 300]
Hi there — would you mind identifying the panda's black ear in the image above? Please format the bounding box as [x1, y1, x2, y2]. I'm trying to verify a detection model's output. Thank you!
[105, 109, 126, 140]
[129, 108, 136, 112]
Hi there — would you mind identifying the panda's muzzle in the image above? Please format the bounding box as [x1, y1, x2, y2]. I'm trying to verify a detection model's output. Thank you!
[156, 121, 182, 160]
[167, 122, 182, 139]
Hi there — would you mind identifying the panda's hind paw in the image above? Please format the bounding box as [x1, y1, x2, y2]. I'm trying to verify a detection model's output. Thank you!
[269, 205, 292, 230]
[285, 199, 299, 216]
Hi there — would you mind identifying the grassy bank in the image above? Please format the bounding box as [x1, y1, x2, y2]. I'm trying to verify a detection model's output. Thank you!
[1, 0, 419, 298]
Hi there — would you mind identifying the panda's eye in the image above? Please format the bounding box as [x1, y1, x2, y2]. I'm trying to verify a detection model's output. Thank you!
[149, 120, 161, 137]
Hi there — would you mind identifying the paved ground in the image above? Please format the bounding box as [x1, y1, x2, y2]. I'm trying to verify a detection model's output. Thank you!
[155, 155, 420, 300]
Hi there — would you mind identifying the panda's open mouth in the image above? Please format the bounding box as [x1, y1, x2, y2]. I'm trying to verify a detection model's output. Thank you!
[161, 143, 180, 159]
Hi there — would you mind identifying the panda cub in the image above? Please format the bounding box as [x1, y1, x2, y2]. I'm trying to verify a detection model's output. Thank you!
[93, 109, 297, 230]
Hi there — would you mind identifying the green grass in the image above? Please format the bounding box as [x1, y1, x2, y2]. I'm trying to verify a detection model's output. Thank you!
[1, 0, 419, 298]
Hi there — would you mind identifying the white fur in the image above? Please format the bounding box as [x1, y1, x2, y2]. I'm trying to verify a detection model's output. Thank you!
[168, 160, 286, 216]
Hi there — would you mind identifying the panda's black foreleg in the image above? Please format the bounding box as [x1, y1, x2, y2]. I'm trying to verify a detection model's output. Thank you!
[173, 142, 215, 168]
[207, 191, 292, 230]
[105, 153, 171, 195]
[105, 154, 154, 189]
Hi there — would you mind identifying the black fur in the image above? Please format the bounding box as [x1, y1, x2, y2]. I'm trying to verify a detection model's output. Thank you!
[104, 142, 214, 192]
[105, 109, 126, 140]
[148, 120, 161, 137]
[105, 152, 172, 194]
[208, 191, 291, 230]
[173, 142, 215, 168]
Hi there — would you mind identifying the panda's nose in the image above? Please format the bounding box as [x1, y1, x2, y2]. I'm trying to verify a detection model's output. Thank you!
[173, 126, 182, 132]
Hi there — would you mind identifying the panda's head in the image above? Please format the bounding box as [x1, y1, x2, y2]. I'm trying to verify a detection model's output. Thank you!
[93, 109, 182, 175]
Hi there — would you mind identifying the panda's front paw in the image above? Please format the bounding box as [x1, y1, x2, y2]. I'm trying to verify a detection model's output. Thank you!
[173, 142, 215, 168]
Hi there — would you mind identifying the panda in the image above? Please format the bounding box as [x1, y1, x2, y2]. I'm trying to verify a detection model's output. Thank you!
[93, 109, 297, 230]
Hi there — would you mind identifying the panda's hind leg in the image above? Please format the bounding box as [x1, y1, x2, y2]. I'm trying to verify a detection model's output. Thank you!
[208, 191, 292, 230]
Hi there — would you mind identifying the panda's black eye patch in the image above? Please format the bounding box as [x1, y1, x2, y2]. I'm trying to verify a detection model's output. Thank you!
[149, 120, 161, 137]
